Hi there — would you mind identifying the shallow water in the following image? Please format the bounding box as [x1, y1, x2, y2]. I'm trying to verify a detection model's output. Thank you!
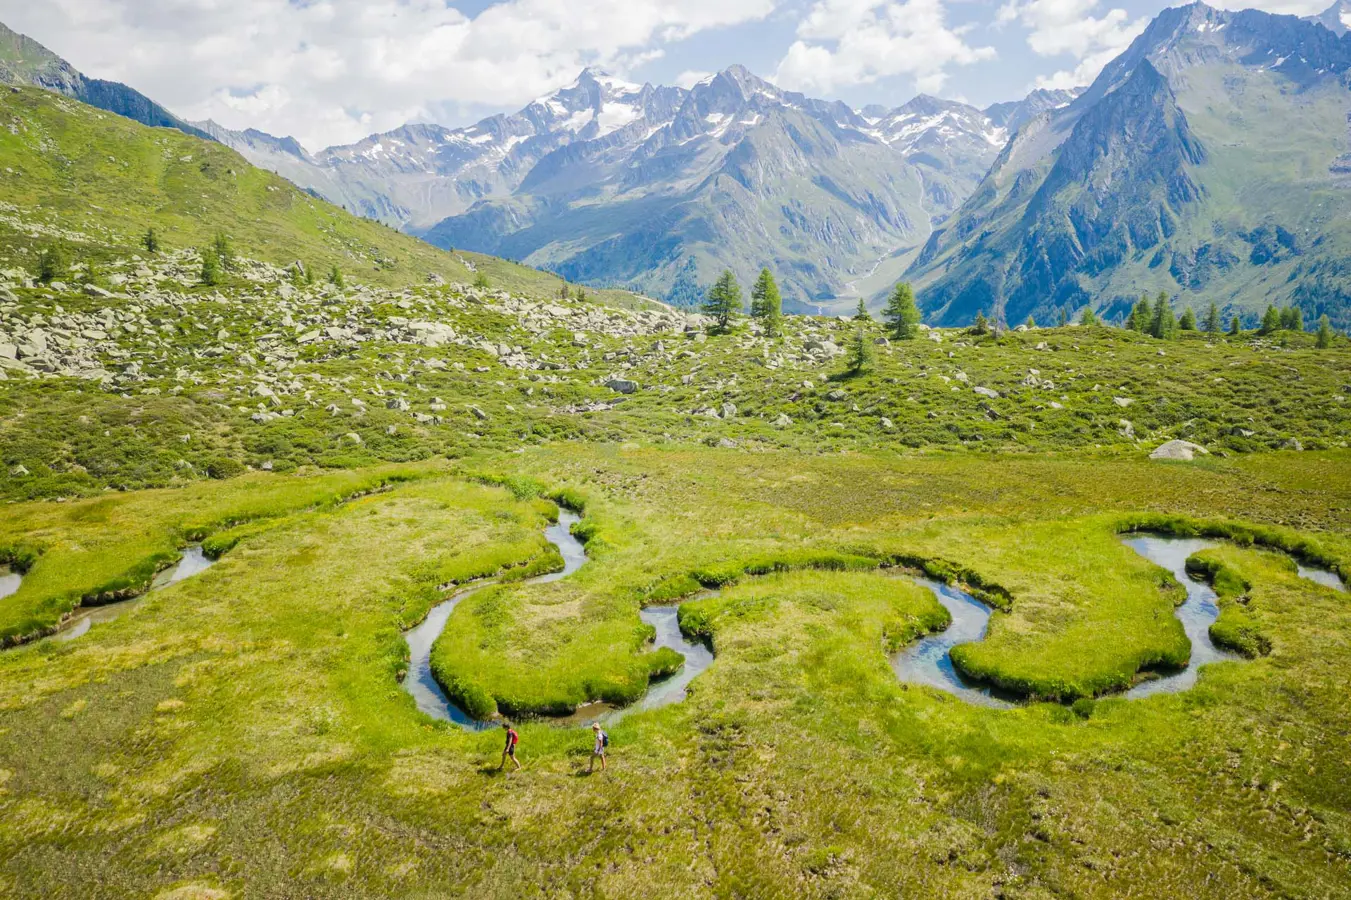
[889, 577, 1013, 709]
[1122, 535, 1235, 699]
[404, 509, 718, 728]
[55, 545, 216, 643]
[403, 510, 588, 729]
[1298, 564, 1347, 593]
[0, 567, 20, 601]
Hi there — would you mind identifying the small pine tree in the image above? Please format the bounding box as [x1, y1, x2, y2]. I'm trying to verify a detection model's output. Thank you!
[1178, 306, 1197, 331]
[212, 232, 232, 271]
[558, 283, 570, 300]
[1148, 293, 1175, 339]
[883, 282, 920, 340]
[1079, 306, 1098, 327]
[1229, 315, 1242, 336]
[142, 227, 160, 254]
[575, 285, 588, 303]
[289, 262, 306, 287]
[200, 249, 221, 286]
[703, 270, 742, 334]
[749, 268, 783, 337]
[1205, 301, 1222, 337]
[473, 272, 491, 290]
[854, 298, 871, 321]
[1025, 315, 1036, 329]
[1260, 304, 1282, 335]
[845, 326, 875, 376]
[37, 245, 67, 283]
[973, 310, 990, 334]
[1129, 294, 1150, 332]
[1057, 308, 1068, 328]
[1280, 305, 1303, 332]
[1316, 314, 1334, 349]
[82, 259, 101, 286]
[328, 265, 344, 289]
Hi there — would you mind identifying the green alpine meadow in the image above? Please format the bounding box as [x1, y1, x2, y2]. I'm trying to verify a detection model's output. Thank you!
[3, 4, 1351, 898]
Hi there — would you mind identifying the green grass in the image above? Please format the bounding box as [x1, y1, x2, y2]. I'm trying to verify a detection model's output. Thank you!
[0, 453, 1349, 895]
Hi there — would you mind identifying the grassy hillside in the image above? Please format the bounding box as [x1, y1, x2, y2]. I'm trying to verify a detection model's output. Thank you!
[0, 85, 649, 304]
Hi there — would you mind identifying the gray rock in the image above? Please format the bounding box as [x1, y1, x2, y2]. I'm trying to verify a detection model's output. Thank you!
[606, 378, 639, 394]
[1282, 438, 1303, 451]
[469, 405, 488, 420]
[720, 402, 737, 419]
[880, 417, 894, 430]
[772, 413, 793, 427]
[1150, 440, 1208, 461]
[387, 398, 410, 411]
[972, 386, 1000, 399]
[826, 389, 847, 401]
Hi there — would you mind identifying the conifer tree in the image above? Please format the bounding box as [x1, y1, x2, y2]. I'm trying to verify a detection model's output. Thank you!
[703, 269, 742, 334]
[200, 249, 220, 286]
[329, 265, 344, 289]
[1149, 293, 1176, 339]
[142, 227, 160, 254]
[749, 268, 782, 336]
[1079, 306, 1098, 327]
[1280, 305, 1303, 332]
[1316, 314, 1334, 349]
[1229, 315, 1242, 336]
[575, 285, 588, 303]
[1056, 308, 1068, 328]
[212, 232, 232, 271]
[883, 282, 920, 340]
[1025, 315, 1036, 329]
[473, 272, 490, 290]
[1260, 304, 1282, 335]
[854, 298, 871, 321]
[1129, 294, 1151, 331]
[973, 310, 990, 334]
[844, 326, 875, 375]
[1178, 306, 1197, 331]
[1205, 301, 1221, 337]
[37, 245, 66, 283]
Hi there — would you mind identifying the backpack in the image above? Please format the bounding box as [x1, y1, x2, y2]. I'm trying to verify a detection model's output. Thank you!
[600, 730, 609, 749]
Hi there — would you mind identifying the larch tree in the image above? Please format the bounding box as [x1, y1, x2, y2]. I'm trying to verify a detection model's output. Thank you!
[883, 282, 920, 340]
[703, 269, 743, 334]
[749, 268, 783, 336]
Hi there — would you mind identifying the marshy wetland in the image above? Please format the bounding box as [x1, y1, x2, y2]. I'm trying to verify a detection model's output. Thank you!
[2, 447, 1351, 897]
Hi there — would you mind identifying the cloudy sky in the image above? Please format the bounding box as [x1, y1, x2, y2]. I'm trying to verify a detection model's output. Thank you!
[2, 0, 1335, 151]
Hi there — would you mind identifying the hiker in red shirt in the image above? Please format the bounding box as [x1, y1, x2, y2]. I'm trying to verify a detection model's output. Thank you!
[500, 722, 521, 771]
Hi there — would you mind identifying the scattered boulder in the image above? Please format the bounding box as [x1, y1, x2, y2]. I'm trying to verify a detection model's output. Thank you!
[972, 386, 1000, 399]
[1150, 440, 1208, 461]
[606, 378, 639, 394]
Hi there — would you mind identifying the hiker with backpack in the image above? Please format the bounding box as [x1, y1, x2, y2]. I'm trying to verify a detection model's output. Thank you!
[589, 722, 608, 773]
[499, 722, 521, 771]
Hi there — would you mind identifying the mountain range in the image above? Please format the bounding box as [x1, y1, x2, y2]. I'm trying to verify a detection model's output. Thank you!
[908, 2, 1351, 329]
[195, 69, 1072, 313]
[4, 4, 1351, 326]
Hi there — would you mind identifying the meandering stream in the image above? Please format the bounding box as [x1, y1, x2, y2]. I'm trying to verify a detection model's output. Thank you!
[890, 535, 1347, 706]
[55, 545, 215, 643]
[401, 510, 715, 729]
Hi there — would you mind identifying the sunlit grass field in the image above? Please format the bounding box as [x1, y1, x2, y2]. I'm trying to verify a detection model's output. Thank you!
[1, 445, 1349, 897]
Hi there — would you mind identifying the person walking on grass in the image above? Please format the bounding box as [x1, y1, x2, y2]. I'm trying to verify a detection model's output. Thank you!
[589, 722, 608, 773]
[500, 722, 520, 771]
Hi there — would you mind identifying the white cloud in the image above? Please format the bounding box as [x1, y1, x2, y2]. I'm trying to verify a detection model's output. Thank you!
[1207, 0, 1329, 13]
[1000, 0, 1147, 91]
[674, 69, 715, 88]
[772, 0, 995, 94]
[0, 0, 777, 151]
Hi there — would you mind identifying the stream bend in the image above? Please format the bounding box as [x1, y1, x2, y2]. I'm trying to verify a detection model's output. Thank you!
[401, 510, 713, 729]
